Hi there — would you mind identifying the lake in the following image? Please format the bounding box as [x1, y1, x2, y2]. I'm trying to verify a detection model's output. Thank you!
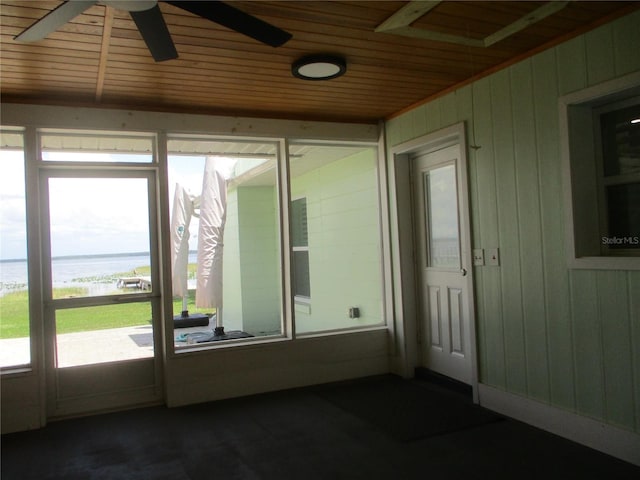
[0, 252, 197, 296]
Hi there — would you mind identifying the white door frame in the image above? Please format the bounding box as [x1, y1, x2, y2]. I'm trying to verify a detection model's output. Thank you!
[387, 122, 478, 402]
[39, 167, 165, 418]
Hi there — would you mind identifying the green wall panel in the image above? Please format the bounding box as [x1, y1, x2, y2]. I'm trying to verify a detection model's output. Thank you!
[585, 24, 615, 86]
[440, 93, 458, 128]
[472, 78, 504, 388]
[223, 186, 280, 335]
[425, 100, 442, 133]
[597, 271, 634, 429]
[410, 105, 427, 139]
[613, 11, 640, 76]
[490, 69, 524, 395]
[510, 59, 550, 404]
[237, 187, 280, 335]
[556, 36, 587, 96]
[223, 189, 244, 332]
[532, 49, 576, 409]
[570, 270, 605, 419]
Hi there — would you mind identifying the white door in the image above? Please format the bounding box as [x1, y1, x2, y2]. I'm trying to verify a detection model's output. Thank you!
[412, 144, 472, 384]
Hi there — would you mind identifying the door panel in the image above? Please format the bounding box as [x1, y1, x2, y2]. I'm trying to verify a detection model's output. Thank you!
[54, 303, 154, 368]
[56, 361, 156, 399]
[428, 286, 442, 348]
[54, 362, 158, 417]
[413, 144, 472, 384]
[449, 287, 463, 355]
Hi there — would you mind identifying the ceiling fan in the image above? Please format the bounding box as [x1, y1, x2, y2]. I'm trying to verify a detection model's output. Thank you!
[14, 0, 292, 62]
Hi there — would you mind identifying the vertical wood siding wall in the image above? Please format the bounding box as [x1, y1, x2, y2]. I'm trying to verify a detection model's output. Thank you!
[385, 10, 640, 433]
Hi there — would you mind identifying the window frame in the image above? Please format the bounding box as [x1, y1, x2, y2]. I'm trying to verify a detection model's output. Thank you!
[560, 71, 640, 270]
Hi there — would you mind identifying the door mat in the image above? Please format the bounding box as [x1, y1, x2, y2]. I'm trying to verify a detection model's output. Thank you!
[316, 375, 503, 442]
[129, 332, 153, 347]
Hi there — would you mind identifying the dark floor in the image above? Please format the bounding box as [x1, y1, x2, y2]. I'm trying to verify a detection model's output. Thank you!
[2, 375, 639, 480]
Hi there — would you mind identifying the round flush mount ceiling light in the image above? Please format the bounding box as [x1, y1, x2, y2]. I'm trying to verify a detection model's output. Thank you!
[292, 55, 347, 80]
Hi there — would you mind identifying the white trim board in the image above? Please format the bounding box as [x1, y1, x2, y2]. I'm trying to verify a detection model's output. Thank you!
[478, 384, 640, 467]
[0, 104, 378, 143]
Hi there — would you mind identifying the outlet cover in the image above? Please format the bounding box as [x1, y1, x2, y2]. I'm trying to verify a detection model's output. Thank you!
[487, 247, 500, 266]
[473, 249, 485, 266]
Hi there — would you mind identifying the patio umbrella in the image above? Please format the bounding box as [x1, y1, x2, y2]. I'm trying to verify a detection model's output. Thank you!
[196, 157, 227, 333]
[170, 183, 209, 328]
[170, 183, 195, 299]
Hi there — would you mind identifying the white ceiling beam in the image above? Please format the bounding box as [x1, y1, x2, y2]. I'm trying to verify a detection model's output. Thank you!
[484, 1, 569, 47]
[387, 26, 484, 47]
[375, 1, 441, 32]
[375, 1, 569, 48]
[95, 5, 114, 102]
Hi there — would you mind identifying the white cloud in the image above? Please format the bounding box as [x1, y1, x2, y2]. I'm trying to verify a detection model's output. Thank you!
[0, 151, 27, 259]
[48, 177, 150, 257]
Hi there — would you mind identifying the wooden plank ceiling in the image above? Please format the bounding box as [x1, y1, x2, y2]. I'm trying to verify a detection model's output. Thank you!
[0, 1, 638, 123]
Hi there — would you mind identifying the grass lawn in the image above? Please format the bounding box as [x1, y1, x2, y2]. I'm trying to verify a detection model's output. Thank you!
[0, 263, 207, 339]
[0, 289, 30, 339]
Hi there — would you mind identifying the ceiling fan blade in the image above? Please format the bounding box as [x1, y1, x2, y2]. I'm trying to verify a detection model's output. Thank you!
[167, 1, 292, 47]
[130, 5, 178, 62]
[14, 0, 97, 42]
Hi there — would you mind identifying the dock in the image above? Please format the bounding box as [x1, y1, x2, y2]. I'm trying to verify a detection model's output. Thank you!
[116, 276, 151, 290]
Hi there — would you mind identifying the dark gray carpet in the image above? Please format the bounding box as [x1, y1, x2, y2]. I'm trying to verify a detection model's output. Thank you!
[2, 375, 639, 480]
[316, 375, 501, 441]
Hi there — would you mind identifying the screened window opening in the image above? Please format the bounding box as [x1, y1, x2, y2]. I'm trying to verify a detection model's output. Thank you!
[0, 129, 30, 368]
[0, 124, 388, 364]
[289, 143, 384, 334]
[39, 129, 154, 163]
[168, 138, 283, 346]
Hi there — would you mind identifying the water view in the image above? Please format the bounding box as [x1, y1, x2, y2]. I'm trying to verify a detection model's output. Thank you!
[0, 252, 197, 297]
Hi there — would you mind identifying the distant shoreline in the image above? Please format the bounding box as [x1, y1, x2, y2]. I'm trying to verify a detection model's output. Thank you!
[1, 251, 198, 263]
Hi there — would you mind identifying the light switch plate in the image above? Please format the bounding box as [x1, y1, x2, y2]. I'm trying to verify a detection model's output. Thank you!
[487, 247, 500, 266]
[473, 249, 485, 266]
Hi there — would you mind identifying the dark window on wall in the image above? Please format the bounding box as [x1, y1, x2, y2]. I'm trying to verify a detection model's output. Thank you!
[561, 78, 640, 268]
[291, 198, 310, 299]
[596, 102, 640, 254]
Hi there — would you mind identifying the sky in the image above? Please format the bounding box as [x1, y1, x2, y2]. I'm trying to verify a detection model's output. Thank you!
[0, 151, 235, 260]
[48, 176, 151, 258]
[0, 151, 28, 260]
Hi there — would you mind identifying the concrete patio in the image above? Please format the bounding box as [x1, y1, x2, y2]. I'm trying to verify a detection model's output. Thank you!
[0, 317, 217, 368]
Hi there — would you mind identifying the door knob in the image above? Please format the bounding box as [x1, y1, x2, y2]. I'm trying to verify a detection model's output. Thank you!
[461, 268, 467, 276]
